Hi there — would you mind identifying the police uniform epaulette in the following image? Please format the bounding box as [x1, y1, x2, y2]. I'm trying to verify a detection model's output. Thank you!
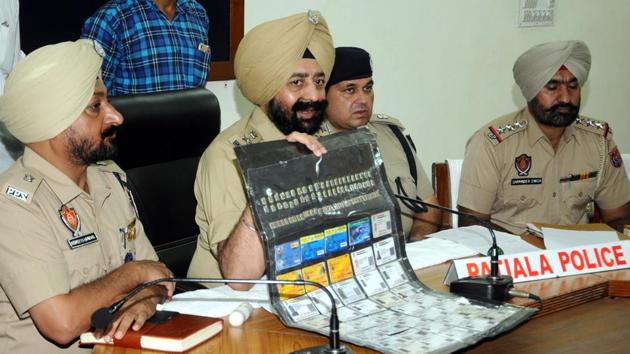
[371, 113, 405, 129]
[0, 167, 44, 205]
[573, 116, 612, 138]
[314, 120, 334, 137]
[485, 119, 527, 145]
[229, 127, 262, 147]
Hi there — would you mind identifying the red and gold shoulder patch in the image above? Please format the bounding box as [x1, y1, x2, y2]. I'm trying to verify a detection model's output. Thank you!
[609, 146, 623, 168]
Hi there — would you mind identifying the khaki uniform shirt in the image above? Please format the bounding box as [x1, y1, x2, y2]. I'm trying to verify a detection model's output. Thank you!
[0, 148, 157, 354]
[188, 107, 285, 280]
[458, 108, 630, 235]
[317, 114, 434, 237]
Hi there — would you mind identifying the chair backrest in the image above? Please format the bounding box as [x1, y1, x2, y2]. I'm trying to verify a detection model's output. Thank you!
[110, 88, 220, 277]
[431, 159, 463, 229]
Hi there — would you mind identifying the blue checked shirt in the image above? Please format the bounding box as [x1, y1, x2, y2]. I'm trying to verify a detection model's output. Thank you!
[81, 0, 210, 96]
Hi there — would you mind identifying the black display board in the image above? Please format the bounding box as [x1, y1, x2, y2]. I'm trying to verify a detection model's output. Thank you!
[234, 130, 536, 354]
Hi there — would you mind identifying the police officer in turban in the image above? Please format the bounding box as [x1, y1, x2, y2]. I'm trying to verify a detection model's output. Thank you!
[188, 11, 332, 289]
[0, 40, 175, 353]
[458, 40, 630, 234]
[319, 47, 441, 240]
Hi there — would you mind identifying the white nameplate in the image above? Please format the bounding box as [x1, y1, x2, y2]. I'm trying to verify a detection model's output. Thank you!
[444, 241, 630, 285]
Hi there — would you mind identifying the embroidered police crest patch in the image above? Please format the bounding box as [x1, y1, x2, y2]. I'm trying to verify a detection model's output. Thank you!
[515, 154, 532, 176]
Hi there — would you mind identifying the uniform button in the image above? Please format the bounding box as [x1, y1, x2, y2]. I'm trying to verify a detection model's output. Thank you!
[520, 196, 526, 201]
[552, 192, 556, 198]
[83, 267, 89, 275]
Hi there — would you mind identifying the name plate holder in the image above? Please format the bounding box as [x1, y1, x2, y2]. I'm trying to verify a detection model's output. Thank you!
[444, 241, 630, 285]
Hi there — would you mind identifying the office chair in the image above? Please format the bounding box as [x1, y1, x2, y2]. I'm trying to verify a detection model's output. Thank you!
[110, 88, 220, 278]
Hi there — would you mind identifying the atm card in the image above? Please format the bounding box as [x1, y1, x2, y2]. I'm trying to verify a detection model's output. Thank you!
[275, 240, 302, 272]
[325, 225, 348, 253]
[348, 217, 371, 246]
[300, 232, 326, 262]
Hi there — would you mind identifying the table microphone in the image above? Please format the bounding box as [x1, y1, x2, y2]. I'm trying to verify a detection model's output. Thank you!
[394, 193, 515, 302]
[92, 277, 352, 354]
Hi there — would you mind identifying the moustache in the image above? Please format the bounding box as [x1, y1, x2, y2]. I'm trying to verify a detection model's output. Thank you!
[292, 100, 328, 114]
[101, 126, 118, 139]
[547, 103, 579, 114]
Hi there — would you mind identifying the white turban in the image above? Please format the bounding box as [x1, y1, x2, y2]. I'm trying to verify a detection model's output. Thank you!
[513, 40, 591, 102]
[0, 40, 103, 143]
[234, 11, 334, 106]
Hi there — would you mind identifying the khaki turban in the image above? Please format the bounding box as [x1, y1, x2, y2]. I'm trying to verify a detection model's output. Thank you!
[0, 39, 103, 143]
[513, 40, 591, 102]
[234, 11, 334, 106]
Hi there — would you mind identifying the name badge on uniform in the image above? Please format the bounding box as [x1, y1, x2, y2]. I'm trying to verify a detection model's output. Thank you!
[511, 178, 543, 185]
[67, 233, 99, 249]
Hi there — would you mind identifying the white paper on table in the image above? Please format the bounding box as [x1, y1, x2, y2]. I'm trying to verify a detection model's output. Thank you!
[428, 226, 540, 255]
[405, 237, 477, 270]
[158, 282, 272, 318]
[542, 227, 619, 249]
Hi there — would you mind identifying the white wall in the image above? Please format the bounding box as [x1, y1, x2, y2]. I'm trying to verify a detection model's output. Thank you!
[207, 0, 630, 172]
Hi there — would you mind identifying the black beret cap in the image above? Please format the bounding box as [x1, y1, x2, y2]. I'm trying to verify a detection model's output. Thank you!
[326, 47, 372, 90]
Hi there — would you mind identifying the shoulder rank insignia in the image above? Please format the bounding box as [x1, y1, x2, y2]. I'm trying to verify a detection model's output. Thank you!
[2, 172, 41, 204]
[231, 129, 260, 147]
[371, 113, 404, 128]
[486, 120, 526, 145]
[574, 117, 611, 138]
[314, 122, 333, 137]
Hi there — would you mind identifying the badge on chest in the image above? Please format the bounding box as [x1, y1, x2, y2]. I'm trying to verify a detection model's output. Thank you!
[60, 205, 100, 249]
[511, 153, 543, 185]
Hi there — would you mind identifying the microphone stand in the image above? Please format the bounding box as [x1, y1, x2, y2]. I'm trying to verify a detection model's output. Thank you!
[394, 194, 514, 302]
[92, 277, 351, 354]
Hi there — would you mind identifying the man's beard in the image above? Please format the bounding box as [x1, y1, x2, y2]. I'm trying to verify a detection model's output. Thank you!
[65, 126, 118, 165]
[528, 97, 580, 127]
[267, 98, 327, 135]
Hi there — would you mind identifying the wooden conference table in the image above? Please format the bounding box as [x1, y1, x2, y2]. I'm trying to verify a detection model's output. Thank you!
[95, 233, 630, 353]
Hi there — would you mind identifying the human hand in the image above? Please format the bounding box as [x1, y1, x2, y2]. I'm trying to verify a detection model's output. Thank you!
[106, 286, 166, 340]
[286, 132, 327, 157]
[130, 260, 175, 300]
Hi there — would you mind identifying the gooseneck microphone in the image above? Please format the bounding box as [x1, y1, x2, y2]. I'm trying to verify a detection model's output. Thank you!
[92, 277, 352, 354]
[394, 194, 515, 302]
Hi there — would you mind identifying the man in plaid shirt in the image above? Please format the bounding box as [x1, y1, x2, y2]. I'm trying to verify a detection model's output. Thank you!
[81, 0, 210, 96]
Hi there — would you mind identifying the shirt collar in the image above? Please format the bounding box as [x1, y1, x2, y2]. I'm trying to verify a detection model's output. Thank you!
[316, 120, 338, 136]
[562, 119, 578, 144]
[143, 0, 188, 19]
[21, 147, 111, 205]
[525, 108, 578, 147]
[524, 109, 547, 148]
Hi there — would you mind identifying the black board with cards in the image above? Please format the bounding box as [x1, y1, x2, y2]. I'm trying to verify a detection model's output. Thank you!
[235, 129, 536, 354]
